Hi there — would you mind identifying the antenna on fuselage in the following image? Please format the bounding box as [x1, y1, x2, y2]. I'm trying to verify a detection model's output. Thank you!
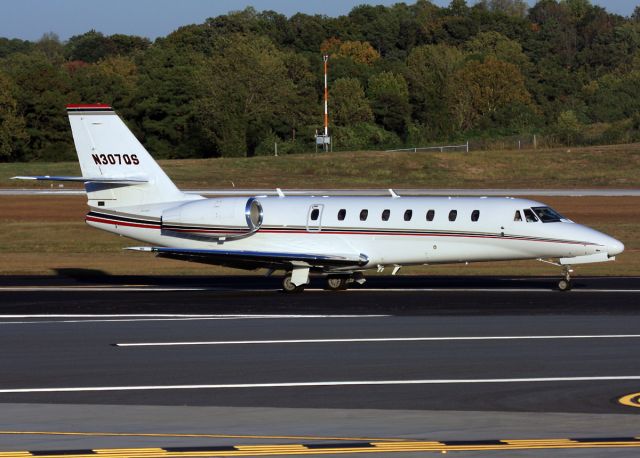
[389, 189, 400, 198]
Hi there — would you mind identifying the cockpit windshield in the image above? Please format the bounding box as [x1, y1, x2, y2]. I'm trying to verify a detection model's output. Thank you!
[531, 206, 566, 223]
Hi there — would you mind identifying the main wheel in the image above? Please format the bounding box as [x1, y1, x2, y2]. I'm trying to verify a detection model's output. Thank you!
[558, 279, 573, 291]
[326, 276, 348, 291]
[282, 274, 305, 293]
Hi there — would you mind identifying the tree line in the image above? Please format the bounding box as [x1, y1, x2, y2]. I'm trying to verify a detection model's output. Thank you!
[2, 0, 640, 161]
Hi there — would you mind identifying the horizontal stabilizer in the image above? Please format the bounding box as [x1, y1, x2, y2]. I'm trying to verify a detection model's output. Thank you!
[126, 246, 369, 270]
[12, 175, 148, 184]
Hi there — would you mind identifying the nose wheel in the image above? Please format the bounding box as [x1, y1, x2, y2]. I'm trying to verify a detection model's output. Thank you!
[558, 266, 573, 291]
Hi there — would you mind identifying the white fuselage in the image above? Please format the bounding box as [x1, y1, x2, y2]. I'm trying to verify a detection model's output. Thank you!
[85, 195, 623, 271]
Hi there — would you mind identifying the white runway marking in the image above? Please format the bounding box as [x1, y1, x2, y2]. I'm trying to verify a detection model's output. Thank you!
[0, 287, 211, 292]
[0, 314, 386, 325]
[2, 286, 639, 293]
[114, 334, 640, 347]
[1, 376, 640, 393]
[349, 288, 640, 293]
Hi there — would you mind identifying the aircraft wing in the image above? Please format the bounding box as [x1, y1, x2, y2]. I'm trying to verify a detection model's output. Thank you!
[126, 246, 369, 270]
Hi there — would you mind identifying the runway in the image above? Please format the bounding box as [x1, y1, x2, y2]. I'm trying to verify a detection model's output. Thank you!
[0, 275, 639, 456]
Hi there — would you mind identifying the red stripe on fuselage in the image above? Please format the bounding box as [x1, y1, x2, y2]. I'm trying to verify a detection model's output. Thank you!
[257, 229, 595, 245]
[84, 216, 596, 247]
[85, 215, 159, 229]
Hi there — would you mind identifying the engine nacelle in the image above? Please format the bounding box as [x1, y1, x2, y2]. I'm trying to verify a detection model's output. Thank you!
[161, 197, 263, 239]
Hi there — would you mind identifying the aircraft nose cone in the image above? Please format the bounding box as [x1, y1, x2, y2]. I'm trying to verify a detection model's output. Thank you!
[607, 238, 625, 256]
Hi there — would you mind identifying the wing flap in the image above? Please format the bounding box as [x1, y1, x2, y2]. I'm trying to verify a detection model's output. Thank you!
[126, 246, 369, 270]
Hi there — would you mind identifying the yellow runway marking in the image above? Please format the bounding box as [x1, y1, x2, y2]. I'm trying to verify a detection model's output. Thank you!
[0, 431, 409, 442]
[2, 436, 640, 456]
[619, 392, 640, 408]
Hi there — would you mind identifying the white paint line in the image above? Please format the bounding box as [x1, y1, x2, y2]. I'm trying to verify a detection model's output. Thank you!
[348, 288, 640, 293]
[2, 376, 640, 393]
[0, 314, 386, 325]
[0, 314, 382, 318]
[114, 334, 640, 347]
[2, 286, 639, 293]
[0, 287, 227, 292]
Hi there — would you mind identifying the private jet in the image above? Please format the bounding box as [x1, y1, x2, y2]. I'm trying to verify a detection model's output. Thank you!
[13, 104, 624, 292]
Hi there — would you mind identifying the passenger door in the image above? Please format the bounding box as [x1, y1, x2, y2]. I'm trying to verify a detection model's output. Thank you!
[306, 204, 324, 232]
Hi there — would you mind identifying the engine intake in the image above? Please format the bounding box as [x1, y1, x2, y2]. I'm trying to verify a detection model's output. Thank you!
[162, 197, 263, 239]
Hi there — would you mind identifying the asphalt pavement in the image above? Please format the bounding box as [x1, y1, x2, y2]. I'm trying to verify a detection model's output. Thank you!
[0, 275, 639, 456]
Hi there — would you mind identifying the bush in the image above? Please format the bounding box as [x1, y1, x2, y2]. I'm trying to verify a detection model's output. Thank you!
[332, 123, 401, 151]
[253, 131, 311, 156]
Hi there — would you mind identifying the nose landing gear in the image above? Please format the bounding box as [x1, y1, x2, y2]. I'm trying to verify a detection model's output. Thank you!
[537, 258, 576, 291]
[558, 265, 573, 291]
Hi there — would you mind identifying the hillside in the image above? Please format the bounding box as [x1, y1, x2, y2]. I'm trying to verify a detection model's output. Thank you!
[2, 1, 640, 162]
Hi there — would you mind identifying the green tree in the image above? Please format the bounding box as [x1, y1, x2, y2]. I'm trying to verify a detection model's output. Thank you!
[584, 71, 640, 122]
[448, 57, 533, 130]
[479, 0, 529, 17]
[1, 52, 75, 160]
[195, 35, 301, 157]
[367, 71, 410, 136]
[35, 33, 64, 61]
[555, 109, 581, 144]
[0, 71, 28, 161]
[70, 55, 139, 109]
[65, 30, 115, 62]
[331, 78, 373, 127]
[406, 44, 466, 136]
[65, 31, 149, 63]
[0, 37, 33, 59]
[131, 45, 207, 158]
[465, 31, 530, 69]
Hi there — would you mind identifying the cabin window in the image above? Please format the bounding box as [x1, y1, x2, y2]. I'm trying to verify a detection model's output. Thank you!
[404, 209, 413, 221]
[426, 209, 435, 221]
[471, 210, 480, 222]
[337, 209, 346, 221]
[382, 209, 390, 221]
[532, 206, 565, 223]
[514, 210, 522, 222]
[360, 209, 368, 221]
[523, 209, 538, 222]
[310, 208, 320, 221]
[448, 210, 457, 221]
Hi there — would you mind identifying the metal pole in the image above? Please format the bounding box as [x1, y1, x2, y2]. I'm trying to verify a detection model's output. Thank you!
[323, 54, 329, 152]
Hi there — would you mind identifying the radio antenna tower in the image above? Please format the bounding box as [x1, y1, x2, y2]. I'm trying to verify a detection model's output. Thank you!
[316, 54, 331, 152]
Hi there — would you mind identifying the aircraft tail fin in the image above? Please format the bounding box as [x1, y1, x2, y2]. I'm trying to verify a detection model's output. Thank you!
[64, 104, 199, 208]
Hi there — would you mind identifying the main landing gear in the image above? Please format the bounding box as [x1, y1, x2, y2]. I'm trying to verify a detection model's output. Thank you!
[558, 265, 573, 291]
[325, 275, 349, 291]
[282, 274, 306, 293]
[281, 272, 366, 293]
